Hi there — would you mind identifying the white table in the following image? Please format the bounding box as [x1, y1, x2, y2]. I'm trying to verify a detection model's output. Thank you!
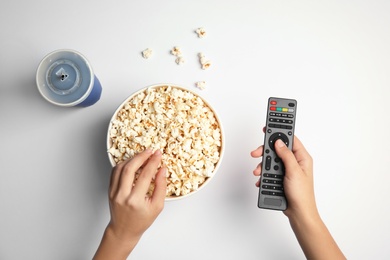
[1, 1, 389, 259]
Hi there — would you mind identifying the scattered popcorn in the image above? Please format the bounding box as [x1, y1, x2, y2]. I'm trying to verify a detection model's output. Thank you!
[195, 27, 207, 38]
[108, 85, 222, 197]
[198, 52, 206, 63]
[175, 56, 185, 65]
[171, 46, 182, 57]
[196, 81, 206, 90]
[201, 60, 211, 70]
[141, 48, 153, 59]
[171, 47, 185, 65]
[198, 52, 211, 70]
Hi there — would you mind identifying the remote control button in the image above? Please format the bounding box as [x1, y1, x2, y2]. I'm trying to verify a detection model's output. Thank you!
[268, 132, 289, 151]
[268, 123, 293, 130]
[271, 106, 294, 113]
[269, 112, 294, 120]
[262, 191, 284, 197]
[288, 102, 295, 107]
[270, 100, 277, 105]
[263, 173, 283, 179]
[262, 185, 283, 191]
[265, 156, 272, 170]
[274, 165, 279, 171]
[263, 179, 283, 185]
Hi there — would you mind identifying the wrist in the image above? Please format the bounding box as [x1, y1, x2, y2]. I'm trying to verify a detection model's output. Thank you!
[286, 208, 346, 260]
[93, 225, 141, 260]
[285, 206, 322, 229]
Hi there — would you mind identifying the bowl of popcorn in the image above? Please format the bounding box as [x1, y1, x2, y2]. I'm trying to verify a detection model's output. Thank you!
[107, 84, 224, 200]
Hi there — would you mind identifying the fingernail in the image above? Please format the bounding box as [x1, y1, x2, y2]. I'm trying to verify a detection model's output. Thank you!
[276, 139, 286, 148]
[154, 149, 162, 156]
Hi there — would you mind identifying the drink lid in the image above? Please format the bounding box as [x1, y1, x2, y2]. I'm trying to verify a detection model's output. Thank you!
[36, 50, 94, 106]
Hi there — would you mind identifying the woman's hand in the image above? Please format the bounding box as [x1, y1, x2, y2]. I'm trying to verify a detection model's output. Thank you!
[94, 149, 167, 260]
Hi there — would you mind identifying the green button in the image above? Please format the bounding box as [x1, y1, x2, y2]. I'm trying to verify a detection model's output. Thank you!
[276, 107, 282, 111]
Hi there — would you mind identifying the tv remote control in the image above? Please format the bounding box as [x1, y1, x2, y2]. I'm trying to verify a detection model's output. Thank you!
[258, 97, 297, 210]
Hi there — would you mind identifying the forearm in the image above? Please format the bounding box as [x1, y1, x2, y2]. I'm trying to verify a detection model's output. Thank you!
[93, 226, 140, 260]
[288, 212, 346, 260]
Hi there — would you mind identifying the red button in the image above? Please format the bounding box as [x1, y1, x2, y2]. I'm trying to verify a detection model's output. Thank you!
[270, 106, 276, 111]
[270, 100, 277, 105]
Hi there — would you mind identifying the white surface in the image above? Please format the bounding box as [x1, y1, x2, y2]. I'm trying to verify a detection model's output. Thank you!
[1, 0, 389, 259]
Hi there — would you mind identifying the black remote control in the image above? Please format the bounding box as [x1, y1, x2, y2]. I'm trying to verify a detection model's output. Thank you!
[258, 97, 297, 211]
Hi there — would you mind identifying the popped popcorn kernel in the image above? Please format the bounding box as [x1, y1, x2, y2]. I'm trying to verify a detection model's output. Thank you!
[195, 27, 207, 38]
[175, 56, 185, 65]
[171, 46, 182, 56]
[141, 48, 153, 59]
[196, 81, 206, 90]
[201, 61, 211, 70]
[198, 52, 211, 70]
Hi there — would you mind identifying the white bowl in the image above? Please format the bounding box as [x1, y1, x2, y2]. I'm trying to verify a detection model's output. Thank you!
[107, 84, 224, 201]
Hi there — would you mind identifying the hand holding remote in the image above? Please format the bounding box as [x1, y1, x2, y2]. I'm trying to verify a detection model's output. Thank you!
[252, 134, 317, 218]
[271, 137, 317, 219]
[251, 135, 346, 259]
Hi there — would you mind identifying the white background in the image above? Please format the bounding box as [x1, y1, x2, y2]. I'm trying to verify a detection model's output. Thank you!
[1, 0, 390, 259]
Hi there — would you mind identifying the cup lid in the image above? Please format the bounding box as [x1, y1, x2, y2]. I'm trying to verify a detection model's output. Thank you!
[36, 49, 94, 106]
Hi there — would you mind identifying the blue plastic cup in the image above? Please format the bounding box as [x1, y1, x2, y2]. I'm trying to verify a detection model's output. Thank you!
[36, 49, 102, 107]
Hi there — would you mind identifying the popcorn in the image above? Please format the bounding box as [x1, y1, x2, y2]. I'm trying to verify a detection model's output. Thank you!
[170, 46, 182, 57]
[108, 85, 222, 197]
[198, 52, 206, 62]
[171, 47, 185, 65]
[201, 61, 211, 70]
[196, 81, 206, 90]
[175, 56, 185, 65]
[198, 52, 211, 70]
[195, 27, 207, 38]
[141, 48, 153, 59]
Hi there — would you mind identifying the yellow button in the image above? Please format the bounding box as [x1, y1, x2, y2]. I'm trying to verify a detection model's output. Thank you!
[282, 108, 288, 112]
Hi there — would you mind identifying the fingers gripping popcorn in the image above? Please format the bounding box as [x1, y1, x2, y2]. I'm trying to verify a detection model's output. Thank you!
[108, 86, 222, 197]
